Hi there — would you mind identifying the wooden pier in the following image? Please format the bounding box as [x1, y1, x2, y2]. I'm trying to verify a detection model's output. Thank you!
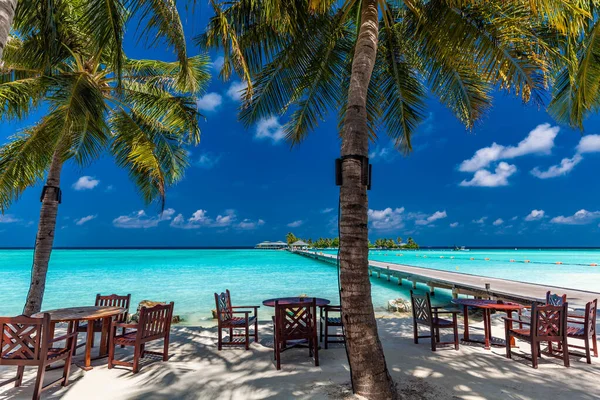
[296, 251, 600, 308]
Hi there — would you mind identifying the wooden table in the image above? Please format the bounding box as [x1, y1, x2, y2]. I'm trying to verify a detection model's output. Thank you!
[451, 299, 524, 350]
[262, 297, 330, 307]
[33, 306, 126, 370]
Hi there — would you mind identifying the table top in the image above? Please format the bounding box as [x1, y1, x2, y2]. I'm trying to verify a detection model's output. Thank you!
[451, 299, 524, 311]
[262, 297, 331, 307]
[32, 306, 126, 322]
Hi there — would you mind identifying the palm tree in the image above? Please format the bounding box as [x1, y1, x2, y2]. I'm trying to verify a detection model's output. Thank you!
[0, 0, 210, 315]
[0, 0, 16, 59]
[199, 1, 588, 397]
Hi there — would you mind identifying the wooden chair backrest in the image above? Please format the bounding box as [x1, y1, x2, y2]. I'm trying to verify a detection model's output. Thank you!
[410, 290, 432, 325]
[0, 314, 49, 365]
[96, 293, 131, 322]
[532, 303, 567, 340]
[138, 302, 174, 341]
[585, 299, 598, 337]
[214, 290, 233, 322]
[545, 291, 567, 306]
[274, 299, 317, 342]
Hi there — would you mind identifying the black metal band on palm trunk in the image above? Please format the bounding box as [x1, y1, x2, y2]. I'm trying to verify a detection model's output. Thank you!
[40, 185, 62, 204]
[335, 155, 372, 190]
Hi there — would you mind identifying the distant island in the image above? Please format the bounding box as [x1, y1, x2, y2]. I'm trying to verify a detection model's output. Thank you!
[286, 233, 419, 250]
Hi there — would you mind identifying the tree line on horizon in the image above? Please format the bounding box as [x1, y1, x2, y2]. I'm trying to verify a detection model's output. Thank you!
[287, 232, 419, 249]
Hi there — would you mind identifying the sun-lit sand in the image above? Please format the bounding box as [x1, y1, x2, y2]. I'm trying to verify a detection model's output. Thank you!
[1, 314, 599, 399]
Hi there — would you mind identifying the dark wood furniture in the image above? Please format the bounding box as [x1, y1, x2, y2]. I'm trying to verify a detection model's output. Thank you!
[565, 299, 598, 364]
[108, 302, 174, 374]
[451, 298, 524, 349]
[0, 314, 77, 400]
[214, 290, 259, 351]
[75, 294, 131, 353]
[262, 297, 330, 307]
[32, 306, 126, 371]
[411, 291, 460, 351]
[518, 291, 567, 329]
[504, 303, 570, 368]
[273, 298, 319, 370]
[320, 305, 345, 349]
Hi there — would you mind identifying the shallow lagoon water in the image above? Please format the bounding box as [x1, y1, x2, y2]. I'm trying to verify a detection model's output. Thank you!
[1, 248, 598, 324]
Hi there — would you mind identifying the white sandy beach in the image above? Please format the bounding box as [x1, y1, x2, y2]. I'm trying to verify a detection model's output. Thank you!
[1, 313, 599, 400]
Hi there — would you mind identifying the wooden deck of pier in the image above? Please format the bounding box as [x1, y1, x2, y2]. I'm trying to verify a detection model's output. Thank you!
[296, 251, 600, 308]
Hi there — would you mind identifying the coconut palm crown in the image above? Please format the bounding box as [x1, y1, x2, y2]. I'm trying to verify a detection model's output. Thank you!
[0, 0, 210, 315]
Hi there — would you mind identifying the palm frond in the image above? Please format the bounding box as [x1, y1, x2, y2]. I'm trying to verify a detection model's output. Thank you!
[0, 76, 48, 120]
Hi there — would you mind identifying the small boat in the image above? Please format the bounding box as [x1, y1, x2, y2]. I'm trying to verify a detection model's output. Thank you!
[453, 245, 470, 252]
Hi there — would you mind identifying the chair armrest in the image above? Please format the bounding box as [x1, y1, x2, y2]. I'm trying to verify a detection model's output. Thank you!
[568, 314, 585, 319]
[49, 331, 78, 344]
[113, 322, 138, 329]
[567, 319, 585, 325]
[231, 306, 260, 309]
[504, 317, 529, 325]
[231, 311, 251, 315]
[435, 310, 461, 314]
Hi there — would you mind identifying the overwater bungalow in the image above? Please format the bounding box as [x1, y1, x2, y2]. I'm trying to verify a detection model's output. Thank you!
[290, 240, 311, 251]
[254, 241, 288, 250]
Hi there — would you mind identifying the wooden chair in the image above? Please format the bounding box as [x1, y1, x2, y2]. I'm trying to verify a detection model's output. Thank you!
[0, 314, 77, 400]
[273, 298, 319, 370]
[75, 293, 131, 353]
[410, 290, 460, 351]
[319, 305, 345, 349]
[565, 299, 598, 364]
[505, 303, 569, 368]
[214, 289, 259, 350]
[107, 302, 173, 374]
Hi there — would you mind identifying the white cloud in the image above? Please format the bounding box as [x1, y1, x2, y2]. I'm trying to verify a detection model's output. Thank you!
[472, 217, 487, 224]
[212, 56, 224, 70]
[493, 218, 504, 226]
[550, 209, 600, 225]
[415, 210, 447, 226]
[195, 153, 221, 169]
[511, 216, 518, 221]
[524, 209, 545, 221]
[113, 208, 175, 229]
[75, 215, 97, 226]
[368, 207, 405, 231]
[196, 92, 223, 112]
[449, 222, 459, 228]
[459, 124, 559, 172]
[226, 81, 247, 101]
[460, 162, 517, 187]
[369, 145, 396, 162]
[321, 208, 334, 214]
[287, 220, 304, 228]
[238, 219, 265, 230]
[576, 135, 600, 154]
[531, 154, 583, 179]
[73, 176, 100, 191]
[0, 214, 20, 223]
[170, 209, 238, 229]
[105, 185, 115, 193]
[255, 116, 285, 143]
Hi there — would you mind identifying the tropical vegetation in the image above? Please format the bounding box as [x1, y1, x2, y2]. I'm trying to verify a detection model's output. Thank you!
[198, 0, 595, 397]
[0, 0, 209, 315]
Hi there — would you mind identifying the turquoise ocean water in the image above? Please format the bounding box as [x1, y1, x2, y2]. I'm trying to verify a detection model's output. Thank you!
[0, 248, 599, 324]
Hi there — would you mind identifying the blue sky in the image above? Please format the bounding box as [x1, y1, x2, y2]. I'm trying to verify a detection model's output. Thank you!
[2, 5, 600, 248]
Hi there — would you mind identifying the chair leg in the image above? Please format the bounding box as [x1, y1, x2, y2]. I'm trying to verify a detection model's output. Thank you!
[413, 320, 418, 344]
[547, 340, 553, 355]
[163, 334, 170, 361]
[319, 319, 323, 342]
[276, 341, 281, 370]
[108, 325, 116, 369]
[531, 340, 539, 369]
[435, 327, 440, 343]
[217, 326, 222, 351]
[324, 320, 329, 350]
[563, 339, 570, 367]
[72, 321, 79, 356]
[15, 366, 24, 387]
[62, 351, 74, 387]
[32, 364, 45, 400]
[505, 323, 512, 359]
[245, 320, 250, 350]
[133, 345, 141, 374]
[140, 343, 146, 358]
[121, 327, 126, 348]
[314, 336, 319, 367]
[229, 327, 233, 343]
[430, 326, 436, 352]
[453, 314, 459, 350]
[254, 317, 259, 343]
[593, 332, 598, 358]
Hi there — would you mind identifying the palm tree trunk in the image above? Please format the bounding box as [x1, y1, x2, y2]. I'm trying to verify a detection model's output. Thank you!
[339, 0, 396, 399]
[23, 150, 63, 316]
[0, 0, 17, 60]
